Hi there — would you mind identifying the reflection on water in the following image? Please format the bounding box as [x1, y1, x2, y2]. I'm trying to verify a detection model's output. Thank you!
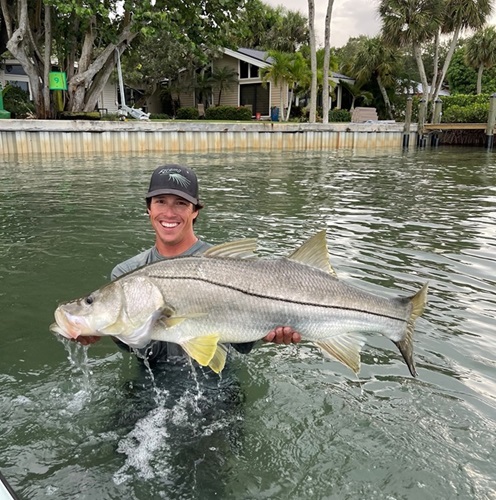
[0, 147, 495, 498]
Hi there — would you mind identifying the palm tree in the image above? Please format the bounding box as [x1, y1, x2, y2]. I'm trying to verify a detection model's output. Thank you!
[260, 50, 293, 121]
[284, 52, 311, 120]
[379, 0, 443, 103]
[210, 66, 238, 106]
[351, 36, 400, 120]
[339, 80, 374, 110]
[464, 26, 496, 94]
[433, 0, 493, 99]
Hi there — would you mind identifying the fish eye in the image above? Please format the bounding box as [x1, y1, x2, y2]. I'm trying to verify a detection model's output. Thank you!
[84, 296, 94, 305]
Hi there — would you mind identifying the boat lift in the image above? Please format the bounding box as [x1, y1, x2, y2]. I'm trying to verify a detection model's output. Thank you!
[115, 49, 150, 120]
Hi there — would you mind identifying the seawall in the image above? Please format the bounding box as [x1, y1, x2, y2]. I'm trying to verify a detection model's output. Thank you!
[0, 120, 417, 156]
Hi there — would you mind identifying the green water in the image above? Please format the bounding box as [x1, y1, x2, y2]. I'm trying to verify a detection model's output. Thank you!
[1, 148, 495, 499]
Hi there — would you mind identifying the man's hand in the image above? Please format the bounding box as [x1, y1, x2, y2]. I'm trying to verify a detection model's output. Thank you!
[263, 326, 302, 345]
[73, 336, 101, 346]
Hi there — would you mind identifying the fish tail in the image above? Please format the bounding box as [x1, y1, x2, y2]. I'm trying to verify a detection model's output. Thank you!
[394, 283, 428, 377]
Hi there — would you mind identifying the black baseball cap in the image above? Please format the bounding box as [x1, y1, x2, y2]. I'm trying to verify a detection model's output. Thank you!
[146, 164, 201, 205]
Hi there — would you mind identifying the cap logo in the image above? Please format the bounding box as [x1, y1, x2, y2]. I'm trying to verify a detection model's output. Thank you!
[158, 168, 191, 189]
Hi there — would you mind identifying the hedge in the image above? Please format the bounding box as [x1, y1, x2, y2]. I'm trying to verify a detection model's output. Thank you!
[205, 106, 252, 121]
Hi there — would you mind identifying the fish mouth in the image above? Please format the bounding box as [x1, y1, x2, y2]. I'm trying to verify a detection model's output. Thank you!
[51, 308, 91, 339]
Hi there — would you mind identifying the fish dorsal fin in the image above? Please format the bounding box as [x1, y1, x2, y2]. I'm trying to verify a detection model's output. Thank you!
[314, 332, 366, 374]
[203, 238, 257, 259]
[287, 231, 337, 276]
[181, 334, 220, 367]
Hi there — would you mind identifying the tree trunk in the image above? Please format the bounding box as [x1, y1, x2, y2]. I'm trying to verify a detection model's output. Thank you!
[377, 75, 393, 120]
[5, 0, 45, 117]
[477, 65, 484, 94]
[413, 44, 430, 103]
[433, 25, 461, 101]
[286, 86, 294, 121]
[322, 0, 334, 124]
[307, 0, 317, 123]
[429, 28, 441, 102]
[67, 25, 137, 112]
[83, 50, 118, 112]
[42, 4, 52, 119]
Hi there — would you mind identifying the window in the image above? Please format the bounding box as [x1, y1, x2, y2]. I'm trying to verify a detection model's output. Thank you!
[239, 61, 260, 79]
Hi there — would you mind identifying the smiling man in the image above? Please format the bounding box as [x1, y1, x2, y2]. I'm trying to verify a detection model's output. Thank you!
[78, 164, 301, 363]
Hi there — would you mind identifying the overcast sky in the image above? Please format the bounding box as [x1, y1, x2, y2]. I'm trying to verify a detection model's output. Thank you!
[264, 0, 496, 48]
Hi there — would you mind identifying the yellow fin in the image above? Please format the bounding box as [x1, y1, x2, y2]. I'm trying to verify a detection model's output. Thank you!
[163, 312, 207, 328]
[203, 238, 257, 259]
[181, 334, 220, 366]
[208, 344, 228, 373]
[287, 230, 337, 277]
[314, 333, 366, 374]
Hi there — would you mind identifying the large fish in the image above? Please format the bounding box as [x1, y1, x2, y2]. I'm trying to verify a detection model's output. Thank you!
[51, 231, 428, 376]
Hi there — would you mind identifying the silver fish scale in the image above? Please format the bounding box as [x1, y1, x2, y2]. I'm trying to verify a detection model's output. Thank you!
[131, 256, 413, 344]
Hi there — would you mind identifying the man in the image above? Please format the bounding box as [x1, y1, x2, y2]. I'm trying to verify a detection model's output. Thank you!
[78, 164, 301, 364]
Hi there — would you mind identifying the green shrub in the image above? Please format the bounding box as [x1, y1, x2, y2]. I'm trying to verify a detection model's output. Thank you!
[176, 107, 199, 120]
[441, 103, 489, 123]
[59, 111, 101, 120]
[100, 113, 121, 121]
[149, 113, 170, 120]
[441, 94, 492, 110]
[2, 84, 35, 118]
[328, 109, 351, 122]
[205, 106, 252, 121]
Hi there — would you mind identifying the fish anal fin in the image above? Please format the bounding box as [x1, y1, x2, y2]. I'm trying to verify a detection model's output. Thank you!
[203, 239, 257, 259]
[208, 344, 228, 373]
[181, 334, 220, 367]
[287, 230, 337, 277]
[314, 333, 366, 374]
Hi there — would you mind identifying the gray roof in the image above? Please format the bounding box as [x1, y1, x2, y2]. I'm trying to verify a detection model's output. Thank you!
[237, 48, 273, 64]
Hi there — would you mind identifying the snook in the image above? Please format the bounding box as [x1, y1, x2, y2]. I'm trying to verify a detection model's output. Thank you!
[51, 231, 428, 376]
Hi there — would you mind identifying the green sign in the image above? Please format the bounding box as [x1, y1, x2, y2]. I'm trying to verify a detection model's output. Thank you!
[49, 72, 67, 90]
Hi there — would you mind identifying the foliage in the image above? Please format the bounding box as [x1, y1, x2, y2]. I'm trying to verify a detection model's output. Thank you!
[205, 105, 252, 120]
[149, 113, 170, 120]
[379, 0, 493, 102]
[441, 103, 489, 123]
[2, 84, 35, 118]
[464, 26, 496, 94]
[229, 0, 309, 52]
[447, 47, 496, 94]
[58, 111, 101, 120]
[210, 66, 238, 106]
[176, 107, 200, 120]
[328, 109, 351, 122]
[2, 0, 246, 117]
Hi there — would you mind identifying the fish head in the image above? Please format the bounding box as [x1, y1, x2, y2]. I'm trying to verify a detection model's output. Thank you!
[51, 277, 166, 345]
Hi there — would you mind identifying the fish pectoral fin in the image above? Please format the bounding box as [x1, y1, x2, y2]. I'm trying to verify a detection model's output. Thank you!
[208, 344, 228, 374]
[163, 312, 207, 328]
[203, 238, 258, 259]
[314, 333, 366, 374]
[287, 230, 337, 277]
[182, 334, 221, 367]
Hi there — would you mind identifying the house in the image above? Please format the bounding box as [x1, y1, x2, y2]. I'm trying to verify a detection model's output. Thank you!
[176, 48, 355, 118]
[2, 50, 355, 118]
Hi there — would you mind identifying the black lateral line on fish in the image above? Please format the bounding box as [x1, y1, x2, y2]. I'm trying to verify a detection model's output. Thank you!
[147, 274, 406, 324]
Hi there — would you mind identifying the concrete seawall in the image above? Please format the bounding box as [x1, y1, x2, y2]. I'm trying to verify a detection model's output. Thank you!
[0, 120, 417, 156]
